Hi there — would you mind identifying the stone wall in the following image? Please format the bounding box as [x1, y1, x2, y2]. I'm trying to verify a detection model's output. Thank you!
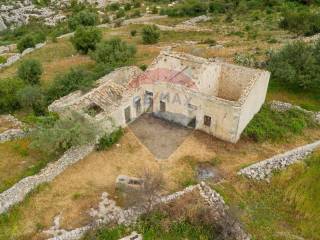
[0, 129, 27, 143]
[0, 42, 46, 70]
[238, 140, 320, 180]
[270, 100, 320, 124]
[44, 183, 250, 240]
[0, 145, 94, 214]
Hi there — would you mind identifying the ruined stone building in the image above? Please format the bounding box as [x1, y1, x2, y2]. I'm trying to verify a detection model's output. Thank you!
[49, 51, 270, 143]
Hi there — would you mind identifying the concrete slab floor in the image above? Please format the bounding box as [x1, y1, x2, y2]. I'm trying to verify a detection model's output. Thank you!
[129, 113, 192, 160]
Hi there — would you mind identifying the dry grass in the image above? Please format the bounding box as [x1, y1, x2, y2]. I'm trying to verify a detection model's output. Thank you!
[0, 40, 94, 85]
[4, 122, 320, 240]
[0, 139, 50, 192]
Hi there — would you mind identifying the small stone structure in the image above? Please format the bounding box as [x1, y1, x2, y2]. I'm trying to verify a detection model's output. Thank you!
[49, 51, 270, 143]
[0, 144, 94, 214]
[238, 140, 320, 180]
[44, 183, 250, 240]
[116, 175, 143, 189]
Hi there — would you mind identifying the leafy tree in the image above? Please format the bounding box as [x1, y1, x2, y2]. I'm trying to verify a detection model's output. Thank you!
[17, 59, 43, 85]
[142, 25, 160, 44]
[68, 9, 99, 31]
[91, 38, 136, 66]
[0, 78, 25, 113]
[31, 112, 99, 155]
[17, 35, 35, 53]
[71, 26, 102, 54]
[17, 85, 46, 115]
[46, 68, 94, 104]
[267, 41, 320, 93]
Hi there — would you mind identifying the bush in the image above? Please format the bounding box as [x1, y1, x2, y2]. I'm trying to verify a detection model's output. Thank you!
[0, 78, 25, 113]
[71, 26, 102, 54]
[46, 68, 94, 104]
[142, 25, 160, 44]
[68, 9, 99, 31]
[17, 85, 46, 115]
[17, 35, 35, 53]
[280, 10, 320, 36]
[243, 105, 317, 142]
[31, 112, 98, 155]
[161, 0, 208, 17]
[130, 29, 137, 36]
[0, 55, 7, 64]
[96, 128, 124, 151]
[116, 9, 126, 19]
[17, 59, 43, 85]
[267, 40, 320, 93]
[91, 38, 136, 66]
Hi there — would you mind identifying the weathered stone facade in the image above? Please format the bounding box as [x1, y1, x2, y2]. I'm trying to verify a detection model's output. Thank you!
[49, 51, 270, 143]
[238, 140, 320, 180]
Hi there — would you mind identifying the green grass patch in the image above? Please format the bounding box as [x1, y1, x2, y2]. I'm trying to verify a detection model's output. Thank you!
[243, 104, 318, 142]
[217, 152, 320, 240]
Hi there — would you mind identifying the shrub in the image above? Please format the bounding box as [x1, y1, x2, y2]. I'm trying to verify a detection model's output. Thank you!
[31, 112, 98, 155]
[0, 78, 25, 113]
[243, 105, 317, 142]
[267, 40, 320, 93]
[46, 68, 94, 104]
[140, 64, 147, 71]
[68, 9, 99, 31]
[142, 25, 160, 44]
[17, 35, 35, 53]
[17, 59, 43, 85]
[280, 10, 320, 36]
[0, 55, 7, 64]
[130, 29, 137, 36]
[108, 2, 120, 11]
[130, 9, 141, 18]
[91, 38, 136, 66]
[17, 85, 46, 115]
[161, 0, 208, 17]
[96, 128, 124, 151]
[116, 9, 126, 19]
[71, 26, 102, 54]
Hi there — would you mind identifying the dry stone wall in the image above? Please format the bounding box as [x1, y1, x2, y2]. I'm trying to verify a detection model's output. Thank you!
[0, 145, 94, 214]
[238, 140, 320, 180]
[0, 42, 46, 70]
[44, 183, 250, 240]
[270, 100, 320, 124]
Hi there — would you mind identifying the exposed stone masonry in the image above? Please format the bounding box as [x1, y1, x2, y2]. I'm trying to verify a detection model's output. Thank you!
[0, 114, 26, 143]
[238, 140, 320, 180]
[44, 183, 250, 240]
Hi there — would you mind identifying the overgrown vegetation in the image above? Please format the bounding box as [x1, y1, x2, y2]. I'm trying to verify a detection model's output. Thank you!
[30, 112, 98, 156]
[243, 105, 317, 142]
[217, 152, 320, 239]
[71, 26, 102, 54]
[83, 192, 217, 240]
[96, 128, 124, 151]
[267, 40, 320, 95]
[142, 25, 160, 44]
[0, 78, 25, 113]
[17, 59, 43, 85]
[91, 38, 137, 66]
